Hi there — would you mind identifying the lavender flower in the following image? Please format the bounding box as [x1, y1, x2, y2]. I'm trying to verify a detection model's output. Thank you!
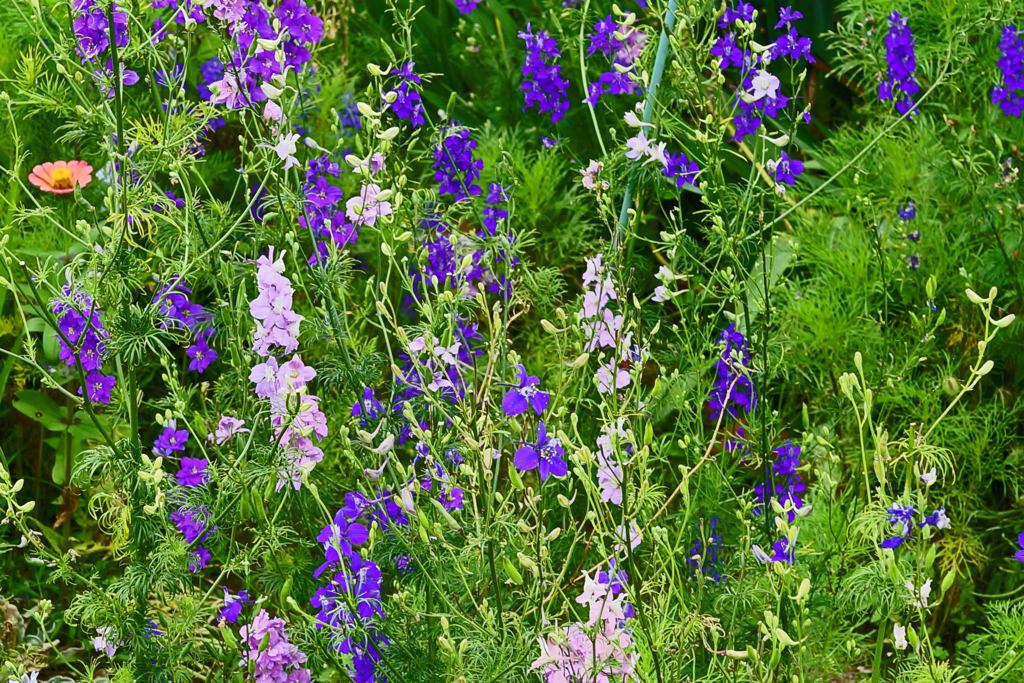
[878, 12, 919, 117]
[239, 610, 313, 683]
[992, 25, 1024, 116]
[72, 0, 128, 63]
[208, 415, 249, 445]
[519, 24, 570, 123]
[514, 421, 567, 481]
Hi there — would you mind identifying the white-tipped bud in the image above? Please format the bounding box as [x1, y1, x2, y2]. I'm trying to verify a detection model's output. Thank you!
[377, 126, 400, 141]
[978, 360, 994, 375]
[965, 288, 985, 304]
[257, 38, 280, 51]
[993, 313, 1016, 328]
[261, 82, 284, 99]
[356, 102, 378, 118]
[367, 63, 386, 76]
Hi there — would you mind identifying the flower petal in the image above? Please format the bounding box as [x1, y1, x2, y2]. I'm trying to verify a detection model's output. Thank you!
[514, 445, 539, 472]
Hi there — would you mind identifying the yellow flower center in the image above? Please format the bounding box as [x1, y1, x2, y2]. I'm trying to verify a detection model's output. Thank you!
[52, 168, 73, 189]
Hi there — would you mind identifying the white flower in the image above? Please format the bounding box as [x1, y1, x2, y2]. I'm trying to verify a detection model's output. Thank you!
[751, 544, 771, 563]
[263, 133, 300, 170]
[750, 69, 780, 101]
[920, 468, 937, 486]
[893, 623, 908, 650]
[625, 131, 651, 160]
[645, 140, 669, 167]
[906, 578, 932, 609]
[624, 110, 652, 127]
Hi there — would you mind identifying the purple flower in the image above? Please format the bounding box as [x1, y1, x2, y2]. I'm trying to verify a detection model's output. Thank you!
[663, 151, 700, 188]
[176, 457, 209, 487]
[768, 151, 804, 186]
[385, 62, 425, 126]
[72, 0, 128, 63]
[717, 1, 754, 28]
[878, 12, 919, 117]
[754, 441, 806, 522]
[171, 505, 213, 545]
[93, 60, 139, 98]
[482, 183, 510, 236]
[186, 339, 218, 372]
[501, 364, 550, 416]
[219, 588, 252, 623]
[83, 372, 117, 404]
[899, 199, 917, 220]
[584, 16, 646, 105]
[514, 421, 567, 481]
[189, 546, 211, 572]
[918, 507, 950, 530]
[153, 419, 189, 456]
[1015, 532, 1024, 563]
[209, 415, 249, 445]
[906, 254, 921, 271]
[880, 504, 915, 548]
[707, 324, 756, 421]
[519, 24, 571, 123]
[432, 125, 484, 201]
[770, 537, 795, 564]
[454, 0, 479, 13]
[992, 25, 1024, 117]
[770, 7, 813, 63]
[197, 58, 224, 101]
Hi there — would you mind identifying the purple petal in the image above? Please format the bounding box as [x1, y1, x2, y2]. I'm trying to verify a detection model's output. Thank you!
[880, 536, 906, 549]
[530, 390, 549, 416]
[502, 390, 528, 416]
[347, 522, 369, 545]
[514, 445, 539, 472]
[546, 456, 568, 479]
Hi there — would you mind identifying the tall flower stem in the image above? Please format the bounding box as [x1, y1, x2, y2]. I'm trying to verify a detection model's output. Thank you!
[615, 0, 679, 249]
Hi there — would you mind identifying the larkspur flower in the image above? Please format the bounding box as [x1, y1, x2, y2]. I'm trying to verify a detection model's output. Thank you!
[918, 507, 951, 530]
[992, 25, 1024, 116]
[385, 62, 425, 126]
[500, 364, 549, 416]
[663, 151, 700, 189]
[93, 627, 121, 658]
[687, 517, 725, 584]
[878, 12, 919, 117]
[72, 0, 128, 63]
[514, 421, 567, 481]
[345, 183, 392, 227]
[519, 24, 571, 123]
[584, 15, 646, 105]
[906, 254, 921, 271]
[219, 588, 252, 623]
[754, 441, 806, 522]
[770, 6, 814, 63]
[153, 419, 189, 456]
[708, 324, 756, 421]
[176, 457, 209, 487]
[1014, 532, 1024, 563]
[767, 151, 804, 186]
[432, 125, 484, 201]
[83, 371, 117, 404]
[581, 160, 610, 190]
[899, 199, 917, 220]
[881, 504, 916, 548]
[482, 183, 509, 236]
[208, 415, 249, 445]
[239, 610, 313, 683]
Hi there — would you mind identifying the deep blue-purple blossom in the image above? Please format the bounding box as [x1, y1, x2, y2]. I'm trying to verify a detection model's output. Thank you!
[708, 324, 756, 421]
[880, 504, 916, 548]
[770, 151, 804, 186]
[519, 24, 570, 123]
[993, 25, 1024, 116]
[432, 126, 484, 201]
[878, 12, 919, 117]
[514, 421, 567, 481]
[500, 364, 550, 417]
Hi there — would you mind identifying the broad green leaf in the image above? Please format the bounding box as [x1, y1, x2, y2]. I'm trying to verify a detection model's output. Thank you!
[13, 390, 67, 430]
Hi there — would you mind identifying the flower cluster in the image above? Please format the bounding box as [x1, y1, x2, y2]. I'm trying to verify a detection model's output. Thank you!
[878, 12, 919, 117]
[595, 419, 630, 505]
[992, 25, 1024, 117]
[385, 62, 425, 127]
[432, 125, 484, 201]
[238, 610, 312, 683]
[72, 0, 128, 63]
[170, 504, 214, 572]
[204, 0, 324, 116]
[531, 563, 638, 682]
[311, 496, 388, 683]
[519, 24, 570, 123]
[687, 517, 725, 584]
[579, 255, 639, 394]
[300, 154, 358, 263]
[153, 277, 218, 373]
[249, 248, 327, 489]
[150, 0, 206, 42]
[880, 503, 950, 549]
[584, 15, 647, 105]
[51, 283, 117, 404]
[754, 441, 806, 522]
[707, 324, 756, 422]
[769, 7, 814, 63]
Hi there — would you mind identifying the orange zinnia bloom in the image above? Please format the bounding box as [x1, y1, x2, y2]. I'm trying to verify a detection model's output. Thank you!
[29, 160, 94, 194]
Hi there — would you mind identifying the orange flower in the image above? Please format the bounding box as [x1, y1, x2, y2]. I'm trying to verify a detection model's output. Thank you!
[29, 160, 93, 195]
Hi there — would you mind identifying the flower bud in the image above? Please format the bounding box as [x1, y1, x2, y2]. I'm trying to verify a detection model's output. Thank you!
[356, 102, 378, 118]
[377, 126, 400, 141]
[993, 313, 1016, 328]
[965, 288, 985, 304]
[978, 360, 994, 375]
